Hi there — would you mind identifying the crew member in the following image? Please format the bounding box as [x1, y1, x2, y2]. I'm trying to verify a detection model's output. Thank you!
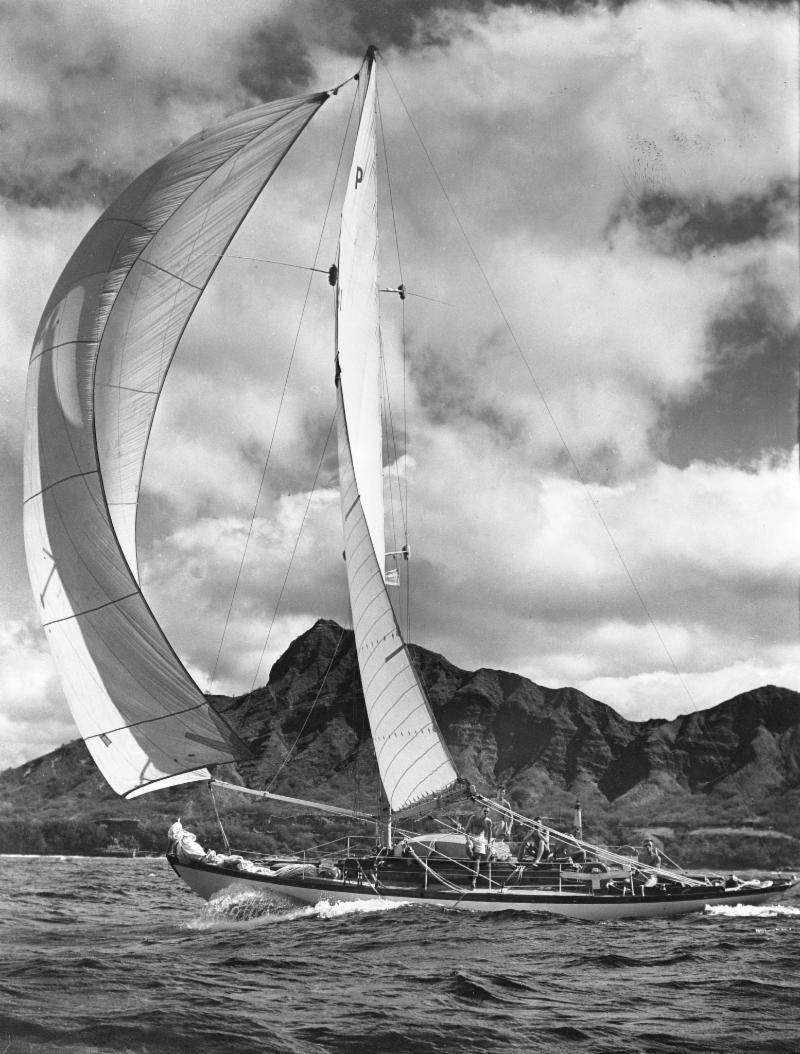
[494, 785, 513, 839]
[464, 806, 493, 889]
[638, 839, 662, 868]
[518, 819, 550, 865]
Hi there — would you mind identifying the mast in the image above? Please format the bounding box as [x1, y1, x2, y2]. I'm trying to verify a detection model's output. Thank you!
[334, 49, 464, 819]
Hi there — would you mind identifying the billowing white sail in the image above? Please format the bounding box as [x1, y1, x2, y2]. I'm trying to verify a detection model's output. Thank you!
[335, 53, 460, 814]
[336, 56, 383, 564]
[23, 89, 328, 798]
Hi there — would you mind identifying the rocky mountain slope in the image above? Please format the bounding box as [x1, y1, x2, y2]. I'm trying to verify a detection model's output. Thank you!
[2, 619, 798, 865]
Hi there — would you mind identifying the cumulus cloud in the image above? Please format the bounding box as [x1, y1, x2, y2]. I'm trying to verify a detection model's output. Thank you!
[1, 0, 797, 773]
[0, 620, 75, 770]
[581, 653, 800, 724]
[400, 442, 800, 671]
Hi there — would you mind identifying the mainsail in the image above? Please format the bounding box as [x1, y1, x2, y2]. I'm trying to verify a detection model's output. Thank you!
[23, 89, 328, 798]
[335, 52, 461, 814]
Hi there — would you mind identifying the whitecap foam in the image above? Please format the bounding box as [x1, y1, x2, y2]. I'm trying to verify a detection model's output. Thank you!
[188, 890, 316, 929]
[704, 903, 800, 918]
[313, 897, 411, 919]
[187, 891, 414, 929]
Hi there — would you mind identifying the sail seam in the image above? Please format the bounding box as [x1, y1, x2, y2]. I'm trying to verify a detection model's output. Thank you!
[373, 696, 425, 744]
[363, 661, 408, 707]
[99, 216, 152, 234]
[24, 469, 100, 505]
[380, 729, 436, 782]
[347, 551, 384, 615]
[347, 557, 377, 606]
[343, 518, 372, 566]
[345, 536, 377, 586]
[42, 591, 140, 627]
[350, 573, 383, 619]
[396, 757, 452, 805]
[86, 701, 219, 740]
[96, 382, 158, 396]
[385, 737, 441, 785]
[30, 339, 98, 365]
[367, 679, 415, 734]
[374, 716, 429, 758]
[354, 605, 385, 645]
[139, 256, 204, 291]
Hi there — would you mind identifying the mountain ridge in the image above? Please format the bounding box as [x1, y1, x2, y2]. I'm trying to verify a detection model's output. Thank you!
[2, 618, 798, 865]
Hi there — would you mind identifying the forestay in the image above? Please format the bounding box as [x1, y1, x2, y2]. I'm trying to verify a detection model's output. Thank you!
[335, 53, 460, 814]
[23, 89, 327, 798]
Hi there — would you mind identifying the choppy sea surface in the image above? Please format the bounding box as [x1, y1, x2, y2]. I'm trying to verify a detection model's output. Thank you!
[1, 855, 799, 1054]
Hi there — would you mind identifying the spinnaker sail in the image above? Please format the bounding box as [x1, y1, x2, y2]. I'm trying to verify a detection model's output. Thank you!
[23, 90, 328, 798]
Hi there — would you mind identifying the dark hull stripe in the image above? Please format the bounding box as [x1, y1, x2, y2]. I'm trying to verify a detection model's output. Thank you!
[169, 857, 796, 909]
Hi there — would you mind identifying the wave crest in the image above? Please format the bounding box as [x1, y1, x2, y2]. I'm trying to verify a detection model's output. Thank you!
[705, 903, 800, 918]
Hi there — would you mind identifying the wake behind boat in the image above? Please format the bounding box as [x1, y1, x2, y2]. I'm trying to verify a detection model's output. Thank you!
[23, 48, 796, 921]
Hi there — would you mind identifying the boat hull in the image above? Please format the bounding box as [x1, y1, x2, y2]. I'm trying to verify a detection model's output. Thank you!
[168, 856, 796, 922]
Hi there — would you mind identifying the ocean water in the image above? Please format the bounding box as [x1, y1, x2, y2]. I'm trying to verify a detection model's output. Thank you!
[1, 856, 799, 1054]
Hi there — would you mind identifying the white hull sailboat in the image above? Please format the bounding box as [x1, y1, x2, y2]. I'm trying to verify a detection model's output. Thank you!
[167, 856, 791, 923]
[24, 48, 796, 922]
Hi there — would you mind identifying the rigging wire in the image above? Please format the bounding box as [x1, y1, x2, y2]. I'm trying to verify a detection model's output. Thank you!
[188, 249, 333, 274]
[251, 410, 338, 692]
[208, 782, 231, 852]
[401, 289, 452, 306]
[207, 84, 359, 693]
[381, 59, 757, 819]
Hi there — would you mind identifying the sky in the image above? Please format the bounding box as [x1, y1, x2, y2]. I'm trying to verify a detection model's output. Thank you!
[1, 0, 798, 772]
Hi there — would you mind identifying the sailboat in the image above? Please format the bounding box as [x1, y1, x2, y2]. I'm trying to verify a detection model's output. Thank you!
[24, 48, 796, 921]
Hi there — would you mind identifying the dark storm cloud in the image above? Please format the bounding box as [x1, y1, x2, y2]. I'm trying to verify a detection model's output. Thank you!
[409, 333, 525, 446]
[0, 157, 133, 210]
[0, 3, 129, 207]
[659, 270, 798, 467]
[1, 3, 319, 210]
[609, 180, 796, 259]
[236, 19, 315, 100]
[316, 0, 624, 53]
[313, 0, 789, 55]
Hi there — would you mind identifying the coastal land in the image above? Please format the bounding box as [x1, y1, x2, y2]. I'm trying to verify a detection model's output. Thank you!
[2, 620, 798, 868]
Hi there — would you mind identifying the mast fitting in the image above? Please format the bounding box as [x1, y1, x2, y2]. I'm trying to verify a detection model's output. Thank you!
[380, 284, 406, 299]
